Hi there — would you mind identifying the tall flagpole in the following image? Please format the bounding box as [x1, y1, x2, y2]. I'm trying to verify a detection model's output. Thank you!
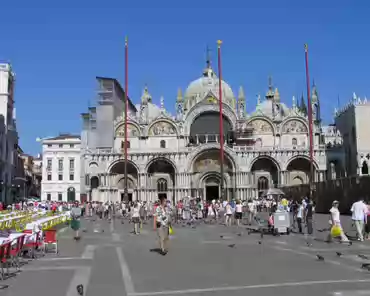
[124, 36, 129, 201]
[304, 44, 314, 193]
[217, 40, 225, 200]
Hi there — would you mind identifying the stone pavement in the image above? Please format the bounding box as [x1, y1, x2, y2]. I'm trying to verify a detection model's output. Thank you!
[1, 214, 370, 296]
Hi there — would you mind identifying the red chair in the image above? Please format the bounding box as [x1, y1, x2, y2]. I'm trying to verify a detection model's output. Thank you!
[22, 230, 43, 258]
[10, 235, 25, 271]
[44, 230, 58, 254]
[0, 242, 12, 281]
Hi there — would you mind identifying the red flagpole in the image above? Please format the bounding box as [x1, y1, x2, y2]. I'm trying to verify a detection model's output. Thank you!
[304, 44, 314, 188]
[124, 36, 129, 200]
[217, 40, 225, 200]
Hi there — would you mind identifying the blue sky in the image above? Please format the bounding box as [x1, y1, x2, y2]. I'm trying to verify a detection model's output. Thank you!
[1, 0, 369, 155]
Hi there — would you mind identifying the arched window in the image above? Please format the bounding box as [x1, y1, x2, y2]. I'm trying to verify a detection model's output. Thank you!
[257, 176, 269, 191]
[157, 178, 168, 192]
[292, 138, 297, 146]
[121, 141, 131, 149]
[160, 140, 166, 148]
[362, 161, 369, 175]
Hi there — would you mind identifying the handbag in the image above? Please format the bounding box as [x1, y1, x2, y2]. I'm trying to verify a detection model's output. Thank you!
[331, 225, 342, 237]
[169, 226, 174, 235]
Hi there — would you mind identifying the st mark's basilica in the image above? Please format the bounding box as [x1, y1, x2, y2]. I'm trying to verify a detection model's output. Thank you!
[80, 59, 329, 203]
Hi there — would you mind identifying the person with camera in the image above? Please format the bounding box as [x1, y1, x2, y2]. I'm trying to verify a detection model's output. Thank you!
[153, 197, 171, 255]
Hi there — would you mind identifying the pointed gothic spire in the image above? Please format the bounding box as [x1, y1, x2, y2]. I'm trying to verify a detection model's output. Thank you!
[256, 93, 261, 110]
[266, 75, 274, 99]
[177, 88, 183, 102]
[160, 95, 165, 111]
[300, 93, 307, 116]
[238, 86, 245, 100]
[292, 96, 296, 109]
[274, 88, 280, 102]
[206, 45, 211, 69]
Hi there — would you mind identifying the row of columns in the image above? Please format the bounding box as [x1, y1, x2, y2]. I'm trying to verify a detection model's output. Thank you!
[89, 170, 326, 190]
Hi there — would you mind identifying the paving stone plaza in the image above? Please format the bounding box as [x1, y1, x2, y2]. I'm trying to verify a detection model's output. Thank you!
[2, 214, 370, 296]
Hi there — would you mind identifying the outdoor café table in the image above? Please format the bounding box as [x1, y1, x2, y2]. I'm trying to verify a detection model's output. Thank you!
[0, 233, 27, 246]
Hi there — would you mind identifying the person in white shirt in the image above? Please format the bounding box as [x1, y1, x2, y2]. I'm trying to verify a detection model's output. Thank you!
[327, 200, 349, 243]
[235, 200, 243, 227]
[225, 202, 232, 226]
[351, 198, 368, 241]
[131, 202, 140, 235]
[296, 201, 304, 234]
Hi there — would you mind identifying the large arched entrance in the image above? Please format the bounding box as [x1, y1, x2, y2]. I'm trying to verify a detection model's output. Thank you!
[190, 112, 232, 144]
[250, 157, 279, 197]
[192, 149, 234, 200]
[147, 158, 176, 202]
[90, 176, 99, 201]
[286, 157, 316, 184]
[110, 161, 139, 202]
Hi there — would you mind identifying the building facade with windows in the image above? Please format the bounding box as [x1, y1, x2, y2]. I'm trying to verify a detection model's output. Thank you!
[40, 134, 81, 201]
[324, 93, 370, 179]
[0, 63, 22, 205]
[79, 58, 338, 203]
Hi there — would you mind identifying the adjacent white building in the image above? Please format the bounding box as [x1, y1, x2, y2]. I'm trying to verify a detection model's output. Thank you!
[40, 134, 81, 201]
[0, 63, 21, 204]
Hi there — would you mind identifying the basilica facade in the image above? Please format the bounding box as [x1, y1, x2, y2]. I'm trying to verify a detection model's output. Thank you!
[80, 63, 329, 202]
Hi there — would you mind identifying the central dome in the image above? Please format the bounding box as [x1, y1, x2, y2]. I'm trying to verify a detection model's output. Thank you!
[184, 67, 235, 110]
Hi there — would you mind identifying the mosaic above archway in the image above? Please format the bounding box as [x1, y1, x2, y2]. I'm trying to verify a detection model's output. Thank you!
[282, 120, 307, 133]
[148, 121, 177, 136]
[246, 119, 273, 133]
[115, 124, 140, 137]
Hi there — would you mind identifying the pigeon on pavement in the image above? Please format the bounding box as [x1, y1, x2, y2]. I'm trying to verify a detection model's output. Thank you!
[316, 254, 324, 261]
[358, 254, 369, 260]
[336, 252, 342, 257]
[228, 244, 236, 248]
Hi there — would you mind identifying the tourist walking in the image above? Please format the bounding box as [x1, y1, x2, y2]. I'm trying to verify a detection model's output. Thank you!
[71, 202, 82, 240]
[235, 200, 243, 227]
[153, 197, 171, 255]
[327, 200, 350, 243]
[132, 202, 140, 234]
[350, 197, 368, 241]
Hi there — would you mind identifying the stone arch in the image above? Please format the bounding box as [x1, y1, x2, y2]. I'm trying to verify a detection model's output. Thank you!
[187, 146, 237, 173]
[146, 157, 177, 201]
[184, 103, 237, 135]
[285, 155, 318, 185]
[115, 122, 141, 138]
[107, 159, 140, 175]
[147, 119, 178, 137]
[89, 161, 99, 168]
[189, 111, 233, 144]
[90, 176, 99, 189]
[249, 156, 281, 187]
[248, 155, 281, 172]
[246, 117, 275, 135]
[281, 118, 308, 134]
[284, 155, 319, 171]
[362, 160, 369, 175]
[257, 176, 269, 191]
[145, 156, 178, 174]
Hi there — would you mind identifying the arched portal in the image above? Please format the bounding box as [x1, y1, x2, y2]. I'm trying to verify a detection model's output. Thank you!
[362, 161, 369, 175]
[190, 112, 232, 144]
[67, 187, 76, 202]
[147, 158, 176, 202]
[109, 161, 139, 202]
[251, 157, 280, 194]
[90, 176, 99, 202]
[257, 176, 269, 191]
[192, 149, 234, 200]
[286, 157, 316, 184]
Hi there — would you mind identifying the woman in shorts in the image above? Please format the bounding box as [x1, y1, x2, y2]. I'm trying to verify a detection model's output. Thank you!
[235, 200, 243, 227]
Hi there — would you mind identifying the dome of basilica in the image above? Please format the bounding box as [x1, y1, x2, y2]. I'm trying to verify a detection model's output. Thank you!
[183, 66, 236, 110]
